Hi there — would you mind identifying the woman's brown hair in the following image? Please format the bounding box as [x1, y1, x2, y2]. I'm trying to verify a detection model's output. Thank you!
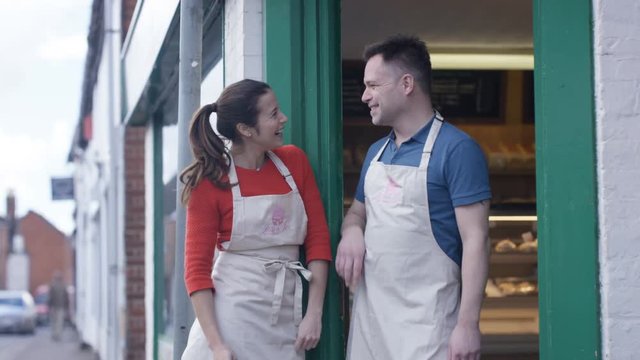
[180, 79, 271, 204]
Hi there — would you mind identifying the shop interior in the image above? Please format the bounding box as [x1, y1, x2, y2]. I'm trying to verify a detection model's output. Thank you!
[341, 1, 537, 359]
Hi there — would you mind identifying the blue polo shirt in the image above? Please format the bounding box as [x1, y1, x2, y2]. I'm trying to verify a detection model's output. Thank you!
[355, 119, 491, 266]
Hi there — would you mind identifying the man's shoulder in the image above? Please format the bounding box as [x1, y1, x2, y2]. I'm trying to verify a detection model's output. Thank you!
[439, 122, 474, 143]
[435, 122, 482, 152]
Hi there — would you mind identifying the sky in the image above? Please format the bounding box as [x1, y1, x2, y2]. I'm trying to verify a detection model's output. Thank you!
[0, 0, 92, 235]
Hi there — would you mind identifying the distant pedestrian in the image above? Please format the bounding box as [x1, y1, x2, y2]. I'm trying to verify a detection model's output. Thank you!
[48, 271, 69, 341]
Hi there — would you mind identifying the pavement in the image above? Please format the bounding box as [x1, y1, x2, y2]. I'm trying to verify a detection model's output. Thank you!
[0, 325, 97, 360]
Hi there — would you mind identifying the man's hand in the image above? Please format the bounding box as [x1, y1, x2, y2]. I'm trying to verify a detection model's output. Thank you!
[447, 322, 481, 360]
[335, 231, 365, 289]
[336, 200, 367, 289]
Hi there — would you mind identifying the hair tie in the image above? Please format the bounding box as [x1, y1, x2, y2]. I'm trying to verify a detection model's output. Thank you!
[210, 102, 218, 112]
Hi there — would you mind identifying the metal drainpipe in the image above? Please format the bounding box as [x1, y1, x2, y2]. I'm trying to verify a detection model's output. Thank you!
[173, 0, 203, 358]
[104, 0, 122, 358]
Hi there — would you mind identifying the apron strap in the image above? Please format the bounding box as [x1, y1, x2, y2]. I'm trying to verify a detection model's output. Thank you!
[371, 138, 391, 163]
[371, 111, 444, 167]
[420, 111, 444, 169]
[228, 151, 299, 201]
[227, 156, 243, 201]
[267, 151, 299, 193]
[263, 260, 312, 325]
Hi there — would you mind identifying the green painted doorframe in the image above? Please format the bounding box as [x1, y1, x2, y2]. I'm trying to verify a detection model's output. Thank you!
[534, 0, 601, 359]
[264, 1, 344, 359]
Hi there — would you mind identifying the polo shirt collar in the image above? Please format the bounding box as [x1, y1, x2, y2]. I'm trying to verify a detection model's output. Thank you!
[388, 114, 437, 145]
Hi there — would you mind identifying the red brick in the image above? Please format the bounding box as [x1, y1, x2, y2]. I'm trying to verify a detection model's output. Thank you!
[9, 212, 74, 295]
[123, 122, 146, 360]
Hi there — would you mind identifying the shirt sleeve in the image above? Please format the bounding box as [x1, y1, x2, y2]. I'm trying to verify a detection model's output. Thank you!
[184, 180, 219, 295]
[290, 147, 332, 263]
[445, 138, 492, 207]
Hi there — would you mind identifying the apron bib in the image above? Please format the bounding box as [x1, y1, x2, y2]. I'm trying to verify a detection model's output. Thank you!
[182, 151, 310, 360]
[347, 114, 461, 360]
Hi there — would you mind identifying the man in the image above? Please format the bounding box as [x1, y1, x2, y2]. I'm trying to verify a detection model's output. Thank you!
[336, 35, 491, 360]
[48, 271, 69, 341]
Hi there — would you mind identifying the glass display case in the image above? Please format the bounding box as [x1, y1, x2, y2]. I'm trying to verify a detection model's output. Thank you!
[481, 214, 539, 355]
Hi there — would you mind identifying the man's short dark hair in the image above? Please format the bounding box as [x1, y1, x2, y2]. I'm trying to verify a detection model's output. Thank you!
[363, 35, 432, 95]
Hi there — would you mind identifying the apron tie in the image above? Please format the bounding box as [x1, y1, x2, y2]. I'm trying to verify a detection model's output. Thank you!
[263, 260, 312, 325]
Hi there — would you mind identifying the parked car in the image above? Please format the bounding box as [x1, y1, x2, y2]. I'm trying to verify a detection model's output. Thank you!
[0, 290, 37, 334]
[34, 285, 50, 326]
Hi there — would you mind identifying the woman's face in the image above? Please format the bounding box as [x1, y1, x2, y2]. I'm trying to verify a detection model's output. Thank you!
[247, 90, 288, 151]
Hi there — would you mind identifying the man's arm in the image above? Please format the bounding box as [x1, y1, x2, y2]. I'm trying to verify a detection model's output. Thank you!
[448, 200, 490, 360]
[335, 200, 367, 289]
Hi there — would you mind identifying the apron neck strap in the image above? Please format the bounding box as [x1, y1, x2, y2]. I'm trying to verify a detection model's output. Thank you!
[227, 156, 242, 200]
[372, 139, 391, 162]
[371, 111, 444, 167]
[420, 111, 444, 168]
[266, 151, 299, 193]
[228, 151, 299, 200]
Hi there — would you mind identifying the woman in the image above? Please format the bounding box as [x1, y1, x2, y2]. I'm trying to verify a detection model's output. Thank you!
[180, 79, 331, 360]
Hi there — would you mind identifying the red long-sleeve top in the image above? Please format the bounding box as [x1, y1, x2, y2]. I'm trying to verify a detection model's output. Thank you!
[184, 145, 333, 295]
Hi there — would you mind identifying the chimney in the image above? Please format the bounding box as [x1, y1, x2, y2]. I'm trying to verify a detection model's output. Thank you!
[7, 190, 15, 223]
[6, 190, 16, 252]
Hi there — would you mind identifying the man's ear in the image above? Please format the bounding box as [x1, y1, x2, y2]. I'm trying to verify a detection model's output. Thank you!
[235, 123, 254, 138]
[401, 74, 415, 95]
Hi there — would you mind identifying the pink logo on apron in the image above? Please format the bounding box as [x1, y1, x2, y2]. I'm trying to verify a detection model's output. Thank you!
[263, 205, 289, 235]
[371, 176, 402, 205]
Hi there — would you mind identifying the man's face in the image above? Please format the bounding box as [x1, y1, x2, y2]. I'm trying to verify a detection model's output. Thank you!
[361, 55, 404, 126]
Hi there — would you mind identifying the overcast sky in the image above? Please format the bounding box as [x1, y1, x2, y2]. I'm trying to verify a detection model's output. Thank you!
[0, 0, 91, 235]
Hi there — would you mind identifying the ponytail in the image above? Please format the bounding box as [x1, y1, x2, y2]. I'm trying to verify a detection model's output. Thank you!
[179, 103, 232, 205]
[180, 79, 271, 204]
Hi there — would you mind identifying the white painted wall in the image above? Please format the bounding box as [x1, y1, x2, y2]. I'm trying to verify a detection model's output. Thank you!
[72, 1, 124, 358]
[594, 1, 640, 359]
[122, 0, 180, 121]
[145, 125, 155, 360]
[224, 0, 263, 83]
[72, 150, 102, 353]
[6, 250, 29, 291]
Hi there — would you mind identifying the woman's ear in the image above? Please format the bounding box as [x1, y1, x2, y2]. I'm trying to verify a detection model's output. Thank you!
[235, 123, 254, 138]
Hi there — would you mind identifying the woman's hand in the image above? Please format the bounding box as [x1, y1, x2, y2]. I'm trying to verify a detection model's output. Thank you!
[295, 312, 322, 352]
[211, 343, 235, 360]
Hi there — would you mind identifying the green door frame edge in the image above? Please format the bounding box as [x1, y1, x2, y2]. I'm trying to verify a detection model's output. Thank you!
[264, 1, 345, 359]
[534, 0, 601, 359]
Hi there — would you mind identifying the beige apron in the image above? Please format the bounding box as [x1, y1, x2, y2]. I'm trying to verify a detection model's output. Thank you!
[346, 114, 461, 360]
[182, 151, 310, 360]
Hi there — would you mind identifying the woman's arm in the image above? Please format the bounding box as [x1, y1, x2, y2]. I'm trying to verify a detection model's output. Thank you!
[190, 290, 234, 359]
[295, 260, 329, 352]
[184, 181, 234, 358]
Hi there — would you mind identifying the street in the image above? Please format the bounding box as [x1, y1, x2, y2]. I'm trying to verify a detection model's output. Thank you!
[0, 326, 96, 360]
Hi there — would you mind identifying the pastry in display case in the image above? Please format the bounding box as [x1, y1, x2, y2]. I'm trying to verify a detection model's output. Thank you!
[481, 213, 539, 354]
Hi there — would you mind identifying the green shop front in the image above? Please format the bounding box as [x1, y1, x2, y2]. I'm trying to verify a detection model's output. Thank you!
[132, 0, 600, 359]
[263, 1, 599, 359]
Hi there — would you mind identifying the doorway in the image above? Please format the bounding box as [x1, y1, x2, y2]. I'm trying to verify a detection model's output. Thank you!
[340, 1, 538, 359]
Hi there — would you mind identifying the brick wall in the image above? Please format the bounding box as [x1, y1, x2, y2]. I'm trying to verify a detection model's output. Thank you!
[125, 126, 146, 360]
[20, 212, 73, 294]
[594, 0, 640, 358]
